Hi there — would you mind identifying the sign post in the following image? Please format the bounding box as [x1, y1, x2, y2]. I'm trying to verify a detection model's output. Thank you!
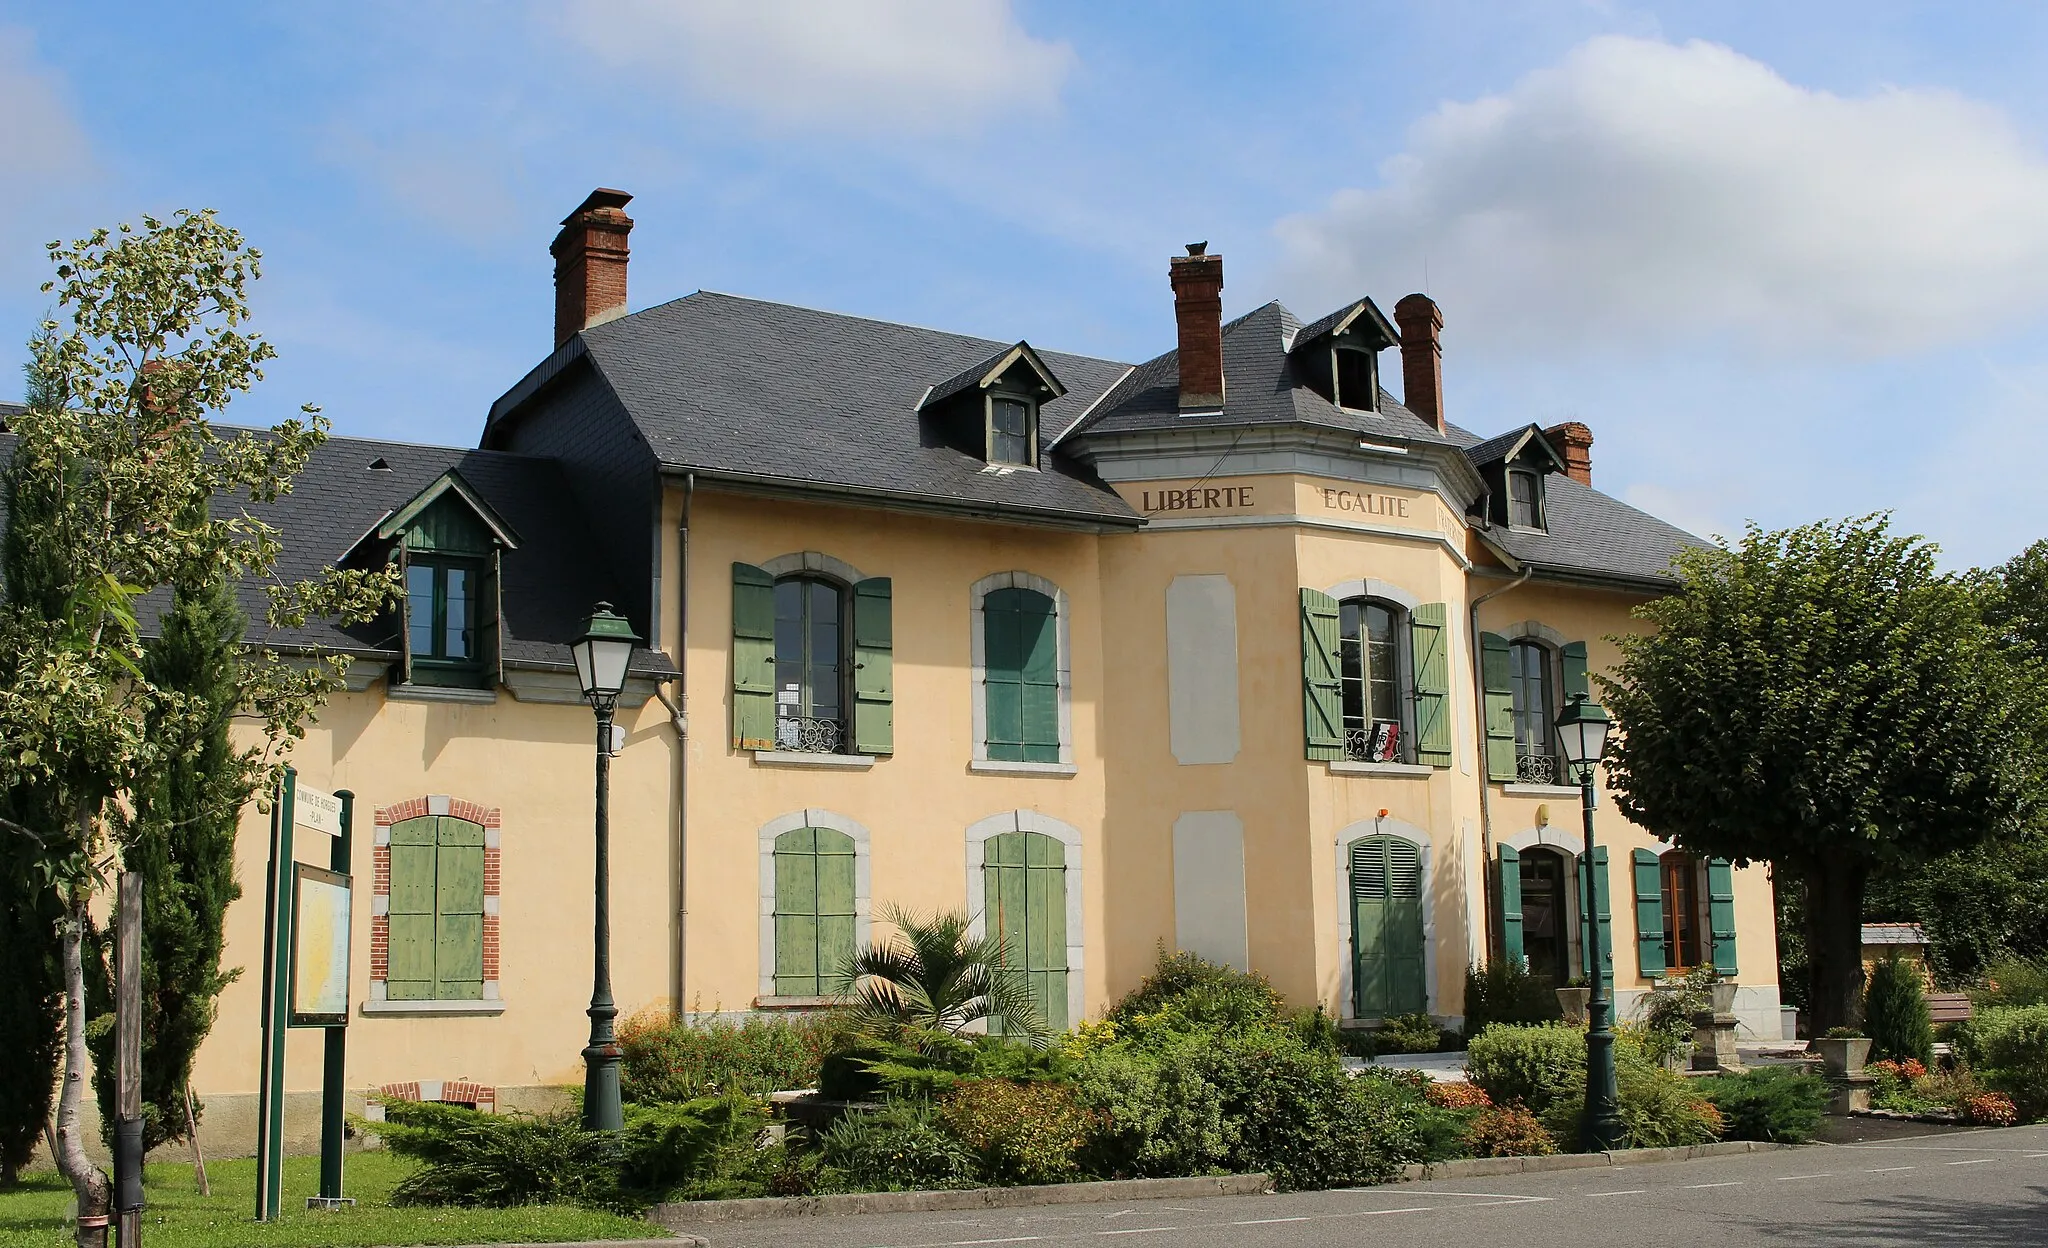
[253, 769, 296, 1222]
[303, 789, 354, 1210]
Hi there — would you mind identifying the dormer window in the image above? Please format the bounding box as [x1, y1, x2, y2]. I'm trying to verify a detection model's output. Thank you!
[1509, 469, 1545, 529]
[407, 557, 478, 664]
[988, 394, 1037, 467]
[1334, 347, 1379, 412]
[920, 341, 1065, 468]
[1286, 296, 1398, 412]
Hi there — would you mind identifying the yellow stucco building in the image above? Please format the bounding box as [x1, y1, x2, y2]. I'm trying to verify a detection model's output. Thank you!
[160, 189, 1778, 1154]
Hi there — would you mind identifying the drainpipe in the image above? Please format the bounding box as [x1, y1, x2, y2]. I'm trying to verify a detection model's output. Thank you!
[652, 472, 694, 1015]
[1469, 564, 1533, 967]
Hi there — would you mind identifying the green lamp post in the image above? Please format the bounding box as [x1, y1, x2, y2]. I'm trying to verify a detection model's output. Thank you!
[1555, 690, 1625, 1152]
[570, 602, 640, 1133]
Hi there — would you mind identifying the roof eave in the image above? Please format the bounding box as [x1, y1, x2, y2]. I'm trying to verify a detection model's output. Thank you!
[658, 464, 1143, 533]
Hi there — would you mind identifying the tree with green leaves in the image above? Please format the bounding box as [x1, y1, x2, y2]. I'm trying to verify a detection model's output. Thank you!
[1600, 516, 2047, 1036]
[0, 212, 397, 1247]
[846, 905, 1049, 1049]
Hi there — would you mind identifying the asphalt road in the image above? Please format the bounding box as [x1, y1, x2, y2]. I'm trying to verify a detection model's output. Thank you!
[689, 1123, 2048, 1248]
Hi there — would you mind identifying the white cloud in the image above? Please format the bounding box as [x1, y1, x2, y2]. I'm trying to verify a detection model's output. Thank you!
[0, 28, 94, 281]
[322, 129, 527, 245]
[561, 0, 1075, 136]
[1273, 36, 2048, 357]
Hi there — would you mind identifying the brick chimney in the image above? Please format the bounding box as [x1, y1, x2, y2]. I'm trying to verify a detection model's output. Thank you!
[1169, 243, 1225, 410]
[1544, 421, 1594, 487]
[1393, 293, 1444, 433]
[551, 189, 635, 349]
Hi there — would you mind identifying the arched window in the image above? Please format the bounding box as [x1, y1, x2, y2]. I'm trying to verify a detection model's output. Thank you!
[1339, 598, 1410, 761]
[1348, 834, 1426, 1019]
[773, 575, 848, 753]
[1660, 850, 1703, 972]
[983, 831, 1070, 1032]
[1508, 639, 1556, 783]
[971, 573, 1072, 769]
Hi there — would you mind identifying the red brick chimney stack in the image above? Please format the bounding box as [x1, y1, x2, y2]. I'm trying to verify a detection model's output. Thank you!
[1393, 293, 1445, 433]
[1169, 243, 1225, 410]
[551, 188, 635, 349]
[1544, 421, 1594, 487]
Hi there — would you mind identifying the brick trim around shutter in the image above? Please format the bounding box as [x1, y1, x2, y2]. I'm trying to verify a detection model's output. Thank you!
[371, 796, 503, 1009]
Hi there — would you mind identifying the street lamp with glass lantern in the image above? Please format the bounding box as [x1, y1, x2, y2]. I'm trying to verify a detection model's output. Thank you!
[1555, 690, 1625, 1152]
[569, 602, 639, 1133]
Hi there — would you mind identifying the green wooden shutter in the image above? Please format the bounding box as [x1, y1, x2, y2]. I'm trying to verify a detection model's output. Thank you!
[852, 577, 894, 756]
[1385, 839, 1426, 1015]
[434, 817, 485, 1000]
[1707, 857, 1739, 976]
[773, 827, 859, 997]
[1350, 837, 1426, 1018]
[983, 832, 1068, 1033]
[1481, 632, 1516, 781]
[1577, 847, 1613, 991]
[816, 831, 857, 992]
[985, 588, 1058, 763]
[477, 544, 503, 688]
[386, 816, 437, 1000]
[1497, 845, 1524, 968]
[1561, 640, 1590, 702]
[1633, 849, 1667, 978]
[1411, 604, 1452, 768]
[394, 542, 413, 687]
[732, 563, 776, 749]
[1301, 589, 1342, 761]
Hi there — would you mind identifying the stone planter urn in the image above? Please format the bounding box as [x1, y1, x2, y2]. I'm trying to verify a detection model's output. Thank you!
[1691, 981, 1745, 1072]
[1814, 1036, 1871, 1078]
[1556, 987, 1590, 1025]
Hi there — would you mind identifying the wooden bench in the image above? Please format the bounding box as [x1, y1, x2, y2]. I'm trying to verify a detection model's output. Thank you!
[1927, 993, 1974, 1025]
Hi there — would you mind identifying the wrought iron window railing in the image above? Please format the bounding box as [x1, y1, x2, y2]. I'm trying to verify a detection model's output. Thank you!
[1344, 721, 1403, 763]
[1516, 751, 1561, 785]
[775, 715, 847, 754]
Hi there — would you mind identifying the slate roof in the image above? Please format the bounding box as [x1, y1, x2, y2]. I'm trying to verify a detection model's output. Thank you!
[1287, 297, 1398, 353]
[489, 292, 1142, 529]
[0, 401, 22, 431]
[1063, 301, 1459, 445]
[1476, 473, 1703, 587]
[0, 430, 672, 676]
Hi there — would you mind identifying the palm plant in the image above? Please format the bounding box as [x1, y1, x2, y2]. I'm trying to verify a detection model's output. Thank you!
[844, 904, 1049, 1049]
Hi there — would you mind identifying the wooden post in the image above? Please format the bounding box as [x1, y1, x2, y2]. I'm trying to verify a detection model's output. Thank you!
[115, 871, 143, 1246]
[182, 1086, 208, 1197]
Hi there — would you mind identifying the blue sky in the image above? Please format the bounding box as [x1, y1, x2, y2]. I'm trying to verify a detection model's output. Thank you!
[5, 1, 2048, 566]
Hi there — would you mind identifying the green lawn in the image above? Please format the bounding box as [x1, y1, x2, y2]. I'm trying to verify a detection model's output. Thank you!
[0, 1151, 663, 1247]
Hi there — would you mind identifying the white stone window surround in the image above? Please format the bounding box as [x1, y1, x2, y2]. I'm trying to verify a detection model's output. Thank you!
[968, 572, 1075, 770]
[756, 809, 875, 1003]
[1333, 816, 1436, 1023]
[1496, 825, 1587, 983]
[1322, 578, 1423, 766]
[965, 810, 1086, 1028]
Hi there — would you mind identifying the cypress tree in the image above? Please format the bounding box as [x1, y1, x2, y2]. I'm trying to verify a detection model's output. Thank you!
[87, 572, 248, 1151]
[1864, 954, 1935, 1066]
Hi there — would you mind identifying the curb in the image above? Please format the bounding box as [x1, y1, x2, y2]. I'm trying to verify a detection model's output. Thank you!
[1398, 1139, 1799, 1181]
[649, 1173, 1273, 1227]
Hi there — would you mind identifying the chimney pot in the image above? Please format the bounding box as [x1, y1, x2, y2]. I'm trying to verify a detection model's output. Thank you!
[1393, 293, 1444, 433]
[1169, 247, 1225, 410]
[552, 188, 635, 349]
[1544, 421, 1595, 487]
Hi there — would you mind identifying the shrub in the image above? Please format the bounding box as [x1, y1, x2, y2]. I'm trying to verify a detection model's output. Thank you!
[1201, 1030, 1426, 1189]
[937, 1079, 1098, 1185]
[1461, 961, 1560, 1040]
[616, 1094, 768, 1197]
[1542, 1054, 1721, 1151]
[371, 1101, 617, 1208]
[1697, 1067, 1830, 1143]
[1465, 1105, 1557, 1158]
[1289, 1005, 1343, 1055]
[819, 1100, 977, 1192]
[1072, 1043, 1229, 1179]
[1959, 1091, 2020, 1126]
[1464, 1024, 1585, 1115]
[1424, 1081, 1492, 1110]
[1377, 1012, 1444, 1055]
[1977, 957, 2048, 1010]
[1864, 957, 1935, 1065]
[619, 1009, 859, 1102]
[1823, 1026, 1865, 1039]
[1952, 1004, 2048, 1121]
[1108, 949, 1285, 1035]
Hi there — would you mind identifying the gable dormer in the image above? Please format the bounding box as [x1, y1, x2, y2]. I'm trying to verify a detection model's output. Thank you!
[342, 469, 521, 691]
[919, 341, 1067, 469]
[1464, 424, 1569, 532]
[1288, 296, 1399, 413]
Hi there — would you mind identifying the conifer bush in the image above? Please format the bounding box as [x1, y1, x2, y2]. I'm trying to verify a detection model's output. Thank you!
[1863, 955, 1935, 1065]
[1696, 1067, 1830, 1143]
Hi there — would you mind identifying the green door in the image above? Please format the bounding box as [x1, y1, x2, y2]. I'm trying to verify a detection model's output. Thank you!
[983, 831, 1069, 1033]
[1350, 835, 1425, 1019]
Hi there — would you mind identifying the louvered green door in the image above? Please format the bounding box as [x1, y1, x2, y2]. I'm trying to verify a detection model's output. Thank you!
[984, 831, 1069, 1033]
[1350, 836, 1426, 1019]
[772, 827, 858, 995]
